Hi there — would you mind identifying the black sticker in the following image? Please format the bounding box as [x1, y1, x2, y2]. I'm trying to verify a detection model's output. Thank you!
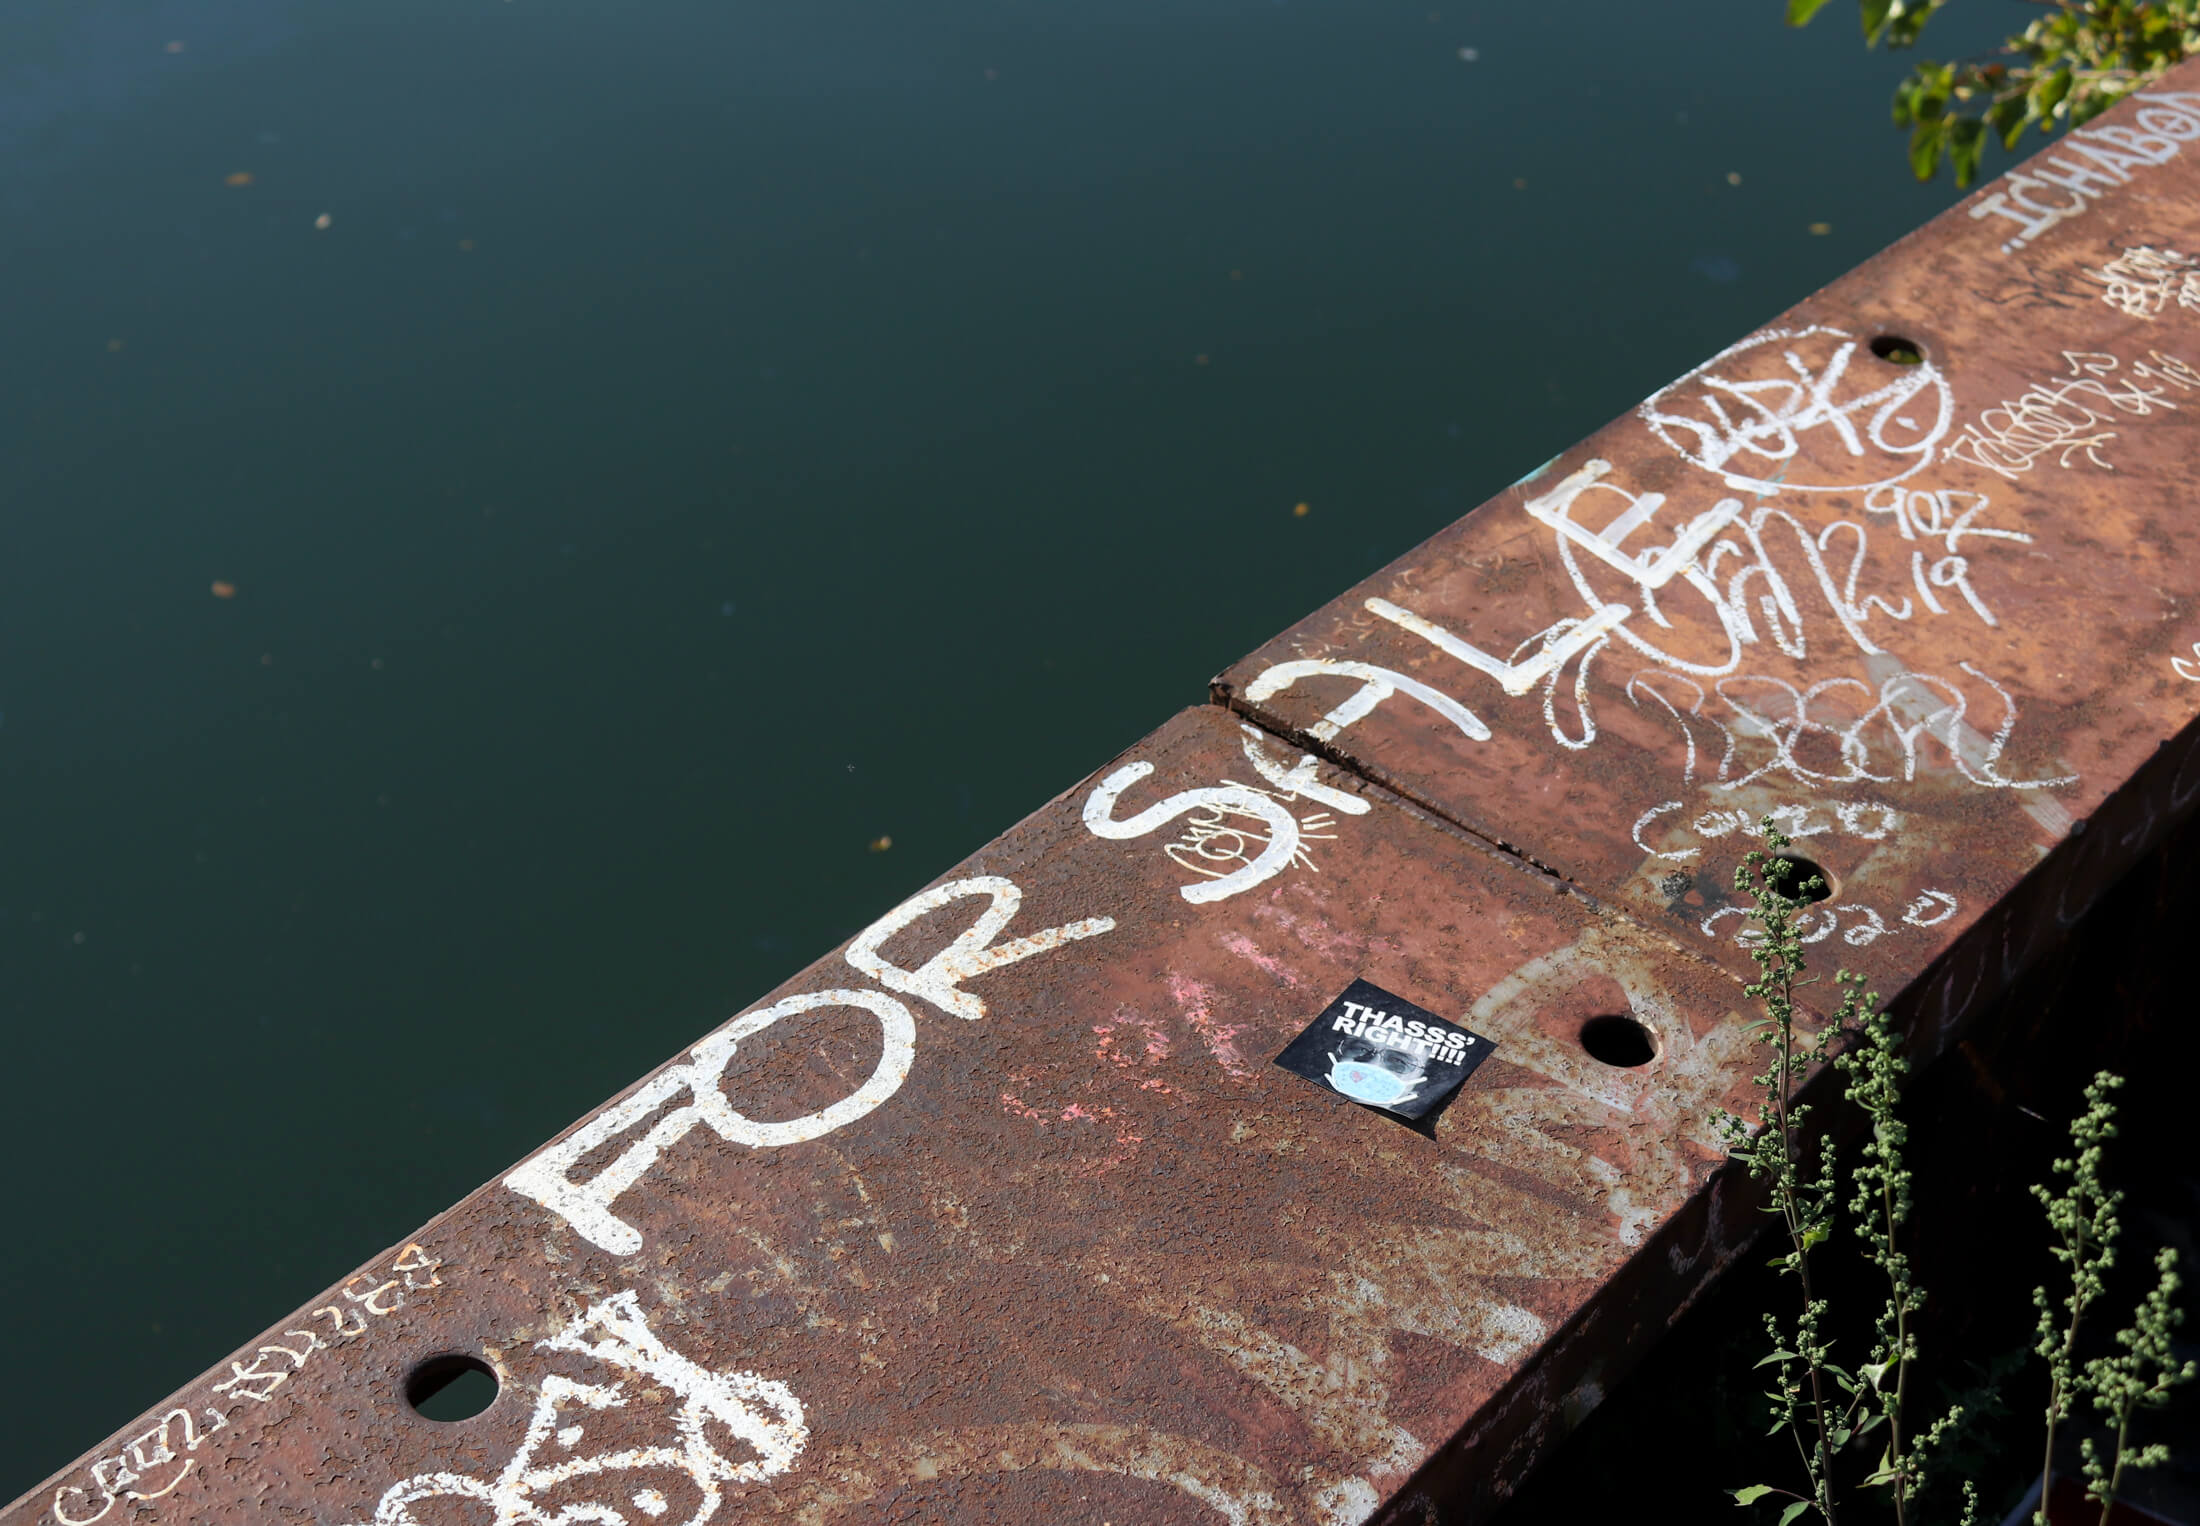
[1273, 978, 1495, 1122]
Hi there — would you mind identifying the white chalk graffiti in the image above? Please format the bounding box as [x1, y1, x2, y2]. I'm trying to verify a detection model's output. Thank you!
[2083, 245, 2200, 320]
[1536, 458, 2030, 662]
[505, 875, 1116, 1255]
[505, 988, 919, 1256]
[351, 1290, 805, 1526]
[1083, 728, 1373, 902]
[52, 1245, 445, 1526]
[1522, 456, 1744, 584]
[1084, 766, 1306, 904]
[1631, 797, 1902, 865]
[1970, 96, 2200, 253]
[1289, 451, 2065, 791]
[1165, 797, 1337, 887]
[1627, 664, 2075, 794]
[51, 1409, 229, 1526]
[1638, 325, 1953, 494]
[1701, 888, 1957, 949]
[1147, 726, 1366, 893]
[2174, 642, 2200, 682]
[1943, 347, 2200, 480]
[1241, 657, 1491, 744]
[846, 876, 1113, 1021]
[1366, 596, 1629, 720]
[1233, 722, 1370, 819]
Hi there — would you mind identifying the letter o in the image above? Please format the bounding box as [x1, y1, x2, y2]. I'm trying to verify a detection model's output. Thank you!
[2136, 106, 2200, 142]
[688, 988, 918, 1148]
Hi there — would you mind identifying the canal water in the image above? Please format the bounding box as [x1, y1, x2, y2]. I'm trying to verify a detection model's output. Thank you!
[0, 0, 2018, 1500]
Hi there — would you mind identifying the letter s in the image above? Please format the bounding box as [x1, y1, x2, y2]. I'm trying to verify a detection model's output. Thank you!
[1083, 762, 1301, 904]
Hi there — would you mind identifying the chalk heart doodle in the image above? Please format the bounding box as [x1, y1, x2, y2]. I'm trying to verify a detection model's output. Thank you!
[1638, 324, 1954, 495]
[351, 1290, 805, 1526]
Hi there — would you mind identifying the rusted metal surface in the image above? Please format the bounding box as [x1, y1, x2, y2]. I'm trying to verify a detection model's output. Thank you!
[19, 67, 2200, 1526]
[7, 707, 1778, 1526]
[1216, 77, 2200, 1039]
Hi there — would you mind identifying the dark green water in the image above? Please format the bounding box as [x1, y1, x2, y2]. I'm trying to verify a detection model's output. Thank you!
[0, 0, 2018, 1500]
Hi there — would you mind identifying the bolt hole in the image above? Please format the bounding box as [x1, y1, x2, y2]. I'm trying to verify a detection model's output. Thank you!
[405, 1353, 499, 1421]
[1580, 1014, 1658, 1068]
[1869, 334, 1924, 365]
[1767, 856, 1834, 904]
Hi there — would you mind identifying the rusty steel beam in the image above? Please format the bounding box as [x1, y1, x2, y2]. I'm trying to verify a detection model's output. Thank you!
[1214, 81, 2200, 1077]
[18, 65, 2200, 1526]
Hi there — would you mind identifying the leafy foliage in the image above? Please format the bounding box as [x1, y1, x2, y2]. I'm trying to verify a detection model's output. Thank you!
[2031, 1074, 2127, 1521]
[2029, 1079, 2198, 1523]
[1713, 822, 1848, 1523]
[1833, 975, 1966, 1524]
[2078, 1247, 2196, 1514]
[1787, 0, 2200, 186]
[1715, 824, 2191, 1525]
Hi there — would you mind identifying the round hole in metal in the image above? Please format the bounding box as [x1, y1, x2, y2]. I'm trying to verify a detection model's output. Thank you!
[1869, 334, 1924, 365]
[405, 1353, 499, 1422]
[1767, 856, 1835, 904]
[1580, 1014, 1658, 1068]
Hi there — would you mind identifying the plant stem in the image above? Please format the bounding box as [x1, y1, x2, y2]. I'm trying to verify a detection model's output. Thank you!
[1780, 1014, 1839, 1524]
[1885, 1163, 1910, 1526]
[2039, 1219, 2086, 1524]
[2099, 1411, 2132, 1526]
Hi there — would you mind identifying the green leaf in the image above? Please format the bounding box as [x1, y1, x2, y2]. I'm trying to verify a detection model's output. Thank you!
[1860, 0, 1894, 46]
[1908, 117, 1946, 182]
[1778, 1501, 1814, 1526]
[1883, 0, 1940, 49]
[1801, 1224, 1830, 1251]
[1734, 1485, 1777, 1506]
[2030, 67, 2073, 126]
[1892, 77, 1918, 128]
[1861, 1359, 1894, 1390]
[1756, 1350, 1801, 1367]
[1787, 0, 1835, 23]
[2070, 81, 2129, 130]
[1949, 118, 1986, 188]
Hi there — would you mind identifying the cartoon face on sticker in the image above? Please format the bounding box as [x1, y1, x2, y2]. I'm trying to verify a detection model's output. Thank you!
[1274, 977, 1494, 1123]
[1325, 1042, 1426, 1107]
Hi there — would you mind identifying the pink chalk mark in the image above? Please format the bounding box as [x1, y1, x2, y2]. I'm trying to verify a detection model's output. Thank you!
[1093, 1009, 1173, 1071]
[1216, 929, 1300, 988]
[1165, 972, 1256, 1080]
